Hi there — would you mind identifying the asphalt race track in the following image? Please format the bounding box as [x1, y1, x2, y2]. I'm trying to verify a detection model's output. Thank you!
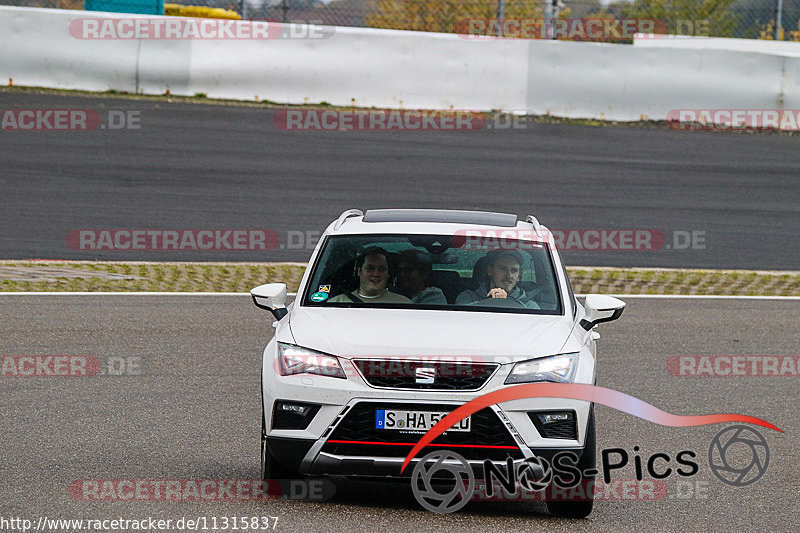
[1, 91, 799, 269]
[1, 295, 797, 532]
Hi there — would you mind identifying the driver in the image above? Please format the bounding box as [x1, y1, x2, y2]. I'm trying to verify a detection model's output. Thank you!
[455, 250, 540, 309]
[329, 247, 411, 304]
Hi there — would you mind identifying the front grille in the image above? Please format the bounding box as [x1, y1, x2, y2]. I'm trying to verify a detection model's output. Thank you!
[321, 402, 523, 461]
[353, 359, 498, 390]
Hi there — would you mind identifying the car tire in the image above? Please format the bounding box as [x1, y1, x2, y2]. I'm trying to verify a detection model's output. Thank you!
[545, 406, 595, 518]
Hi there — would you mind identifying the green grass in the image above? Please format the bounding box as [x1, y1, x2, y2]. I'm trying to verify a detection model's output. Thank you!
[1, 261, 798, 296]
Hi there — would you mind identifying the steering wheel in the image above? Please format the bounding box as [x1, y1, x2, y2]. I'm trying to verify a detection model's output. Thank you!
[470, 296, 527, 309]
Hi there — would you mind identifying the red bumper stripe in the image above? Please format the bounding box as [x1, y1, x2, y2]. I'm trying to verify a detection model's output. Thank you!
[326, 440, 518, 450]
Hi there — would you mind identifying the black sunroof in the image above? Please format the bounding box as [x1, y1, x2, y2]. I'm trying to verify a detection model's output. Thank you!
[362, 209, 517, 227]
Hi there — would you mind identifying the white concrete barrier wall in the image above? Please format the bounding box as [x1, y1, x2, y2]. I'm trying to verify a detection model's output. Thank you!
[634, 34, 800, 57]
[169, 26, 530, 111]
[0, 6, 141, 92]
[525, 40, 788, 120]
[0, 6, 797, 121]
[783, 58, 800, 109]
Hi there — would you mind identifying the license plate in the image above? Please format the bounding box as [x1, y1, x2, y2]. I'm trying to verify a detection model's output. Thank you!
[375, 409, 471, 432]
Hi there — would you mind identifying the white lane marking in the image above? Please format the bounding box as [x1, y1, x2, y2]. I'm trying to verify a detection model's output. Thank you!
[0, 292, 797, 299]
[0, 292, 298, 297]
[0, 292, 252, 295]
[580, 294, 800, 300]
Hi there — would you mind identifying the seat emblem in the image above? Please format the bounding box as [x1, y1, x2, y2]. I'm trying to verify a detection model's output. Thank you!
[415, 367, 436, 384]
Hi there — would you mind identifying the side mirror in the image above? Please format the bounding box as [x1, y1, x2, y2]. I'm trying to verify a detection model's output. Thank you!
[580, 294, 626, 331]
[251, 283, 289, 320]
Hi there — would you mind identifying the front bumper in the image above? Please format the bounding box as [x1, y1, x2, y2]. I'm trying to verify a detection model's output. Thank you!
[263, 341, 594, 478]
[266, 395, 591, 478]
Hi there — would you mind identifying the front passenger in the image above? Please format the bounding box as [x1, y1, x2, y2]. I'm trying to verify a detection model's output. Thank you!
[329, 247, 411, 304]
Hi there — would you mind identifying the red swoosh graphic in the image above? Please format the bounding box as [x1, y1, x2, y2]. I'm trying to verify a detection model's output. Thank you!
[400, 383, 781, 473]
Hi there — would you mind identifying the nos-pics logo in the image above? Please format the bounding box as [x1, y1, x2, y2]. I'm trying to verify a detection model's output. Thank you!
[410, 425, 770, 514]
[411, 450, 555, 514]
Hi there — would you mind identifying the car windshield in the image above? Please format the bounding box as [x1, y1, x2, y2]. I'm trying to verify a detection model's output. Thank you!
[301, 233, 562, 314]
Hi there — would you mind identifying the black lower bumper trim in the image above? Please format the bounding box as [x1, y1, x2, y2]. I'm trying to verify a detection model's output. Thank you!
[266, 436, 316, 472]
[310, 453, 513, 478]
[308, 447, 587, 479]
[268, 437, 587, 480]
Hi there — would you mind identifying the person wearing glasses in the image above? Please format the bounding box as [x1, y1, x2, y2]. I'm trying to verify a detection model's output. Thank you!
[329, 247, 411, 303]
[397, 249, 447, 305]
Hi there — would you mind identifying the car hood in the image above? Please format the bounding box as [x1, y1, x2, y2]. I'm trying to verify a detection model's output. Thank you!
[288, 307, 573, 362]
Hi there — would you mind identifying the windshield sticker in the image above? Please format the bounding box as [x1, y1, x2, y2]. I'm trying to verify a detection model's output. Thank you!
[310, 291, 330, 302]
[318, 285, 331, 293]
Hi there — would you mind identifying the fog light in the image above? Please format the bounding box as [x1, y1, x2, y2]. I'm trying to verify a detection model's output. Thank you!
[529, 411, 577, 440]
[272, 400, 321, 430]
[278, 402, 311, 415]
[539, 412, 573, 424]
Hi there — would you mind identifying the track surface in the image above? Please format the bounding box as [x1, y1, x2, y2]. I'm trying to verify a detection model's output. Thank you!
[1, 92, 799, 269]
[1, 295, 797, 532]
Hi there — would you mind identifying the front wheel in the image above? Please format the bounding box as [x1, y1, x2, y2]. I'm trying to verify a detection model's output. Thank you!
[545, 407, 595, 518]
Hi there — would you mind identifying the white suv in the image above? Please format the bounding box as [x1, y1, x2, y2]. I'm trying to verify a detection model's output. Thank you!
[251, 209, 625, 517]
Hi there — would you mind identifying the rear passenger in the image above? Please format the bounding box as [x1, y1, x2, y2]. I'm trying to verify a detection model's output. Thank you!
[397, 250, 447, 305]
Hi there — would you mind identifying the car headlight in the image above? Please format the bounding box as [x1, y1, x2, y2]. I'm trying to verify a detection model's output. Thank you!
[504, 353, 579, 384]
[277, 343, 346, 379]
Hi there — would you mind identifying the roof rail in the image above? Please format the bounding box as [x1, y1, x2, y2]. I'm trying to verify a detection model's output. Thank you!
[334, 209, 363, 230]
[526, 215, 544, 238]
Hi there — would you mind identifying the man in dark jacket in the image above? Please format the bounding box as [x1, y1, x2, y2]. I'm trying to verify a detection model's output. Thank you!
[455, 250, 540, 309]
